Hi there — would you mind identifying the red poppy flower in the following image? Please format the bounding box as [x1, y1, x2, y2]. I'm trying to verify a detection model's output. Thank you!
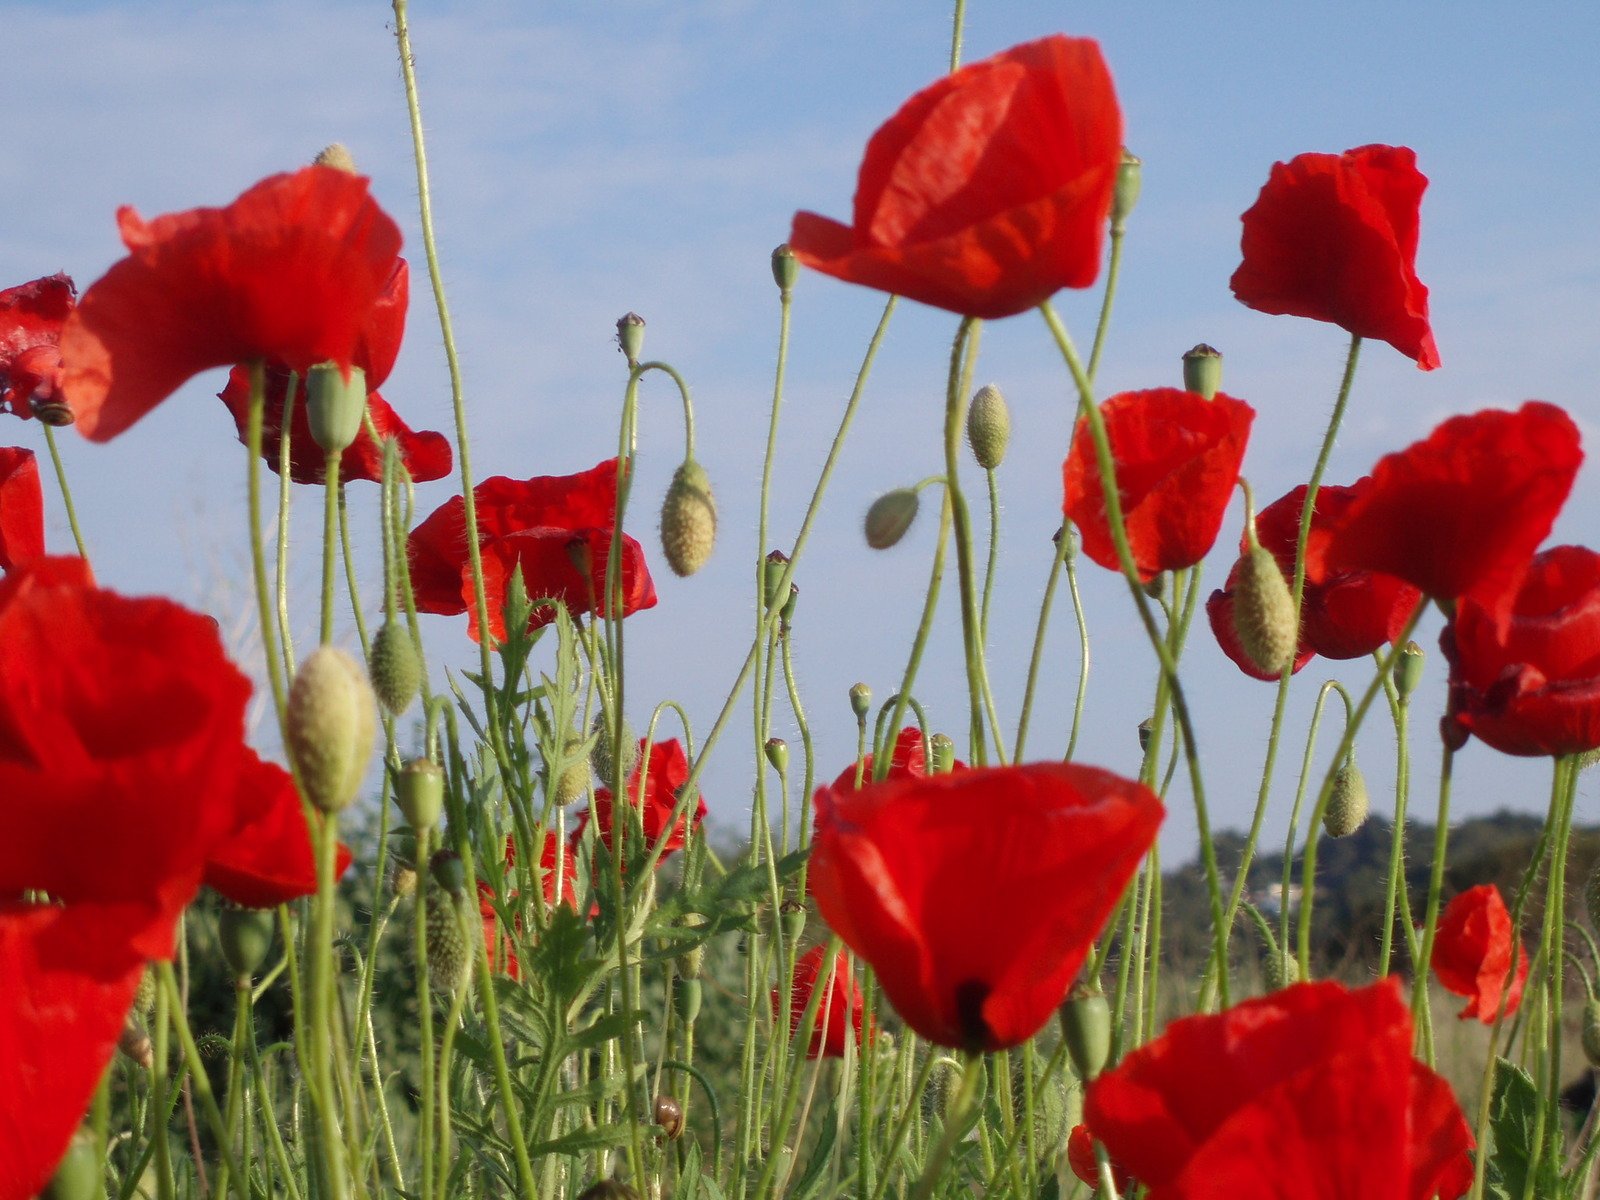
[62, 165, 404, 441]
[1323, 403, 1582, 627]
[771, 945, 869, 1059]
[827, 725, 966, 791]
[808, 762, 1162, 1051]
[480, 831, 582, 980]
[1067, 1125, 1131, 1193]
[1207, 482, 1422, 680]
[1430, 885, 1528, 1023]
[408, 459, 657, 644]
[575, 738, 706, 861]
[1063, 389, 1254, 581]
[1085, 979, 1473, 1200]
[0, 273, 75, 421]
[0, 447, 44, 573]
[789, 35, 1122, 320]
[1231, 145, 1439, 369]
[1440, 545, 1600, 757]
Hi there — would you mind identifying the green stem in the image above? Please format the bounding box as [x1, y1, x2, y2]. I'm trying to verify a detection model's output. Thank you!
[979, 468, 1001, 645]
[244, 361, 289, 726]
[41, 422, 89, 559]
[1378, 669, 1417, 976]
[276, 374, 299, 678]
[156, 964, 247, 1195]
[907, 1055, 982, 1200]
[320, 449, 341, 646]
[1290, 682, 1355, 975]
[1012, 526, 1071, 759]
[309, 812, 348, 1199]
[1410, 744, 1457, 1056]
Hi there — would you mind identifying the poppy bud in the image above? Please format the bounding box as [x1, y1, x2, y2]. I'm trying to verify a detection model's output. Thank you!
[1584, 998, 1600, 1068]
[849, 682, 872, 721]
[118, 1019, 153, 1069]
[763, 549, 790, 610]
[1231, 545, 1297, 676]
[1054, 522, 1079, 559]
[966, 384, 1011, 469]
[771, 243, 798, 292]
[132, 966, 157, 1018]
[1142, 572, 1166, 600]
[551, 737, 593, 807]
[287, 646, 378, 815]
[368, 619, 422, 715]
[616, 312, 646, 367]
[218, 906, 276, 981]
[1264, 949, 1302, 991]
[1397, 640, 1426, 701]
[391, 860, 418, 898]
[660, 459, 717, 577]
[32, 397, 74, 426]
[1059, 985, 1111, 1081]
[577, 1182, 640, 1200]
[865, 488, 919, 549]
[305, 361, 368, 455]
[1182, 343, 1222, 400]
[1111, 149, 1142, 232]
[779, 898, 806, 941]
[1137, 717, 1154, 754]
[653, 1094, 685, 1139]
[764, 737, 789, 774]
[430, 849, 468, 897]
[1322, 757, 1370, 838]
[929, 732, 956, 775]
[425, 886, 474, 997]
[314, 143, 358, 173]
[396, 757, 445, 829]
[590, 713, 638, 784]
[1440, 713, 1470, 752]
[41, 1128, 98, 1200]
[673, 976, 703, 1023]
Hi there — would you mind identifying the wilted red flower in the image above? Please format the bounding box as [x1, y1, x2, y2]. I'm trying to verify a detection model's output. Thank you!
[0, 447, 44, 573]
[1441, 545, 1600, 757]
[1067, 1125, 1131, 1193]
[0, 273, 75, 421]
[408, 459, 657, 644]
[204, 749, 351, 909]
[62, 165, 404, 441]
[1207, 482, 1422, 680]
[771, 945, 869, 1059]
[809, 762, 1162, 1051]
[1431, 885, 1528, 1023]
[575, 737, 706, 861]
[1063, 389, 1254, 581]
[790, 36, 1122, 320]
[1231, 145, 1439, 369]
[1086, 979, 1473, 1200]
[1323, 403, 1582, 627]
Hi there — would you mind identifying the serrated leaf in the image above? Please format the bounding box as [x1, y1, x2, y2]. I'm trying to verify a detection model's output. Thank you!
[790, 1103, 839, 1200]
[1489, 1057, 1562, 1200]
[527, 1122, 635, 1158]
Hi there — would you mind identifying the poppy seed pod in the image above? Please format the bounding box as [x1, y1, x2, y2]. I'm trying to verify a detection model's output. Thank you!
[1182, 343, 1222, 400]
[764, 737, 789, 774]
[779, 898, 806, 941]
[849, 682, 872, 721]
[660, 459, 717, 577]
[368, 618, 422, 715]
[616, 312, 645, 366]
[305, 361, 368, 455]
[41, 1129, 98, 1200]
[1231, 544, 1298, 676]
[966, 384, 1011, 469]
[865, 488, 919, 549]
[1060, 986, 1111, 1080]
[1111, 149, 1142, 232]
[1323, 757, 1370, 838]
[1397, 640, 1425, 700]
[218, 906, 276, 981]
[771, 243, 798, 292]
[396, 757, 445, 829]
[314, 142, 358, 173]
[287, 645, 378, 814]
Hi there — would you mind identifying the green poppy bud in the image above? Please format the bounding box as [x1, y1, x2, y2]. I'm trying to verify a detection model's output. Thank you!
[396, 757, 444, 829]
[616, 312, 645, 367]
[305, 361, 367, 455]
[660, 459, 717, 577]
[771, 243, 798, 292]
[763, 549, 791, 611]
[1232, 544, 1297, 676]
[424, 886, 473, 997]
[849, 682, 872, 721]
[1322, 757, 1370, 838]
[218, 906, 276, 981]
[287, 646, 377, 815]
[41, 1129, 99, 1200]
[590, 712, 638, 785]
[673, 976, 703, 1023]
[314, 143, 358, 173]
[132, 966, 157, 1018]
[779, 898, 806, 941]
[550, 736, 593, 807]
[430, 849, 468, 898]
[1059, 985, 1111, 1081]
[966, 383, 1010, 469]
[1397, 640, 1426, 701]
[929, 732, 956, 775]
[367, 619, 422, 715]
[1111, 148, 1142, 232]
[1264, 949, 1302, 991]
[1182, 343, 1222, 400]
[865, 488, 919, 549]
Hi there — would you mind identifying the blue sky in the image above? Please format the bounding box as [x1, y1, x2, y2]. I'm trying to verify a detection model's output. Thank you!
[3, 1, 1598, 858]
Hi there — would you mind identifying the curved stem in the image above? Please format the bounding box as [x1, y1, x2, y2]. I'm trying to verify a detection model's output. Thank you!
[41, 422, 88, 560]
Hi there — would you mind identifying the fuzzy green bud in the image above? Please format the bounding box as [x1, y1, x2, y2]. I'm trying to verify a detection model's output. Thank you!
[430, 849, 468, 898]
[287, 646, 377, 814]
[314, 143, 358, 173]
[424, 886, 473, 997]
[1397, 640, 1426, 701]
[616, 312, 645, 367]
[133, 967, 157, 1018]
[764, 737, 789, 774]
[41, 1129, 99, 1200]
[1264, 949, 1302, 991]
[763, 549, 790, 611]
[396, 757, 445, 829]
[367, 619, 422, 715]
[305, 361, 367, 455]
[660, 459, 717, 577]
[550, 736, 593, 807]
[590, 713, 638, 784]
[865, 488, 919, 549]
[1182, 343, 1222, 400]
[1232, 544, 1298, 675]
[674, 913, 708, 980]
[1111, 149, 1142, 232]
[673, 976, 703, 1023]
[779, 898, 806, 941]
[966, 384, 1011, 469]
[1322, 757, 1370, 838]
[771, 243, 798, 292]
[1059, 986, 1111, 1081]
[849, 683, 872, 721]
[929, 732, 956, 775]
[218, 906, 276, 981]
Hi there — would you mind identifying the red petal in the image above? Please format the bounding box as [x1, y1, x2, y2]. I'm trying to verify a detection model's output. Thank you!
[0, 447, 45, 571]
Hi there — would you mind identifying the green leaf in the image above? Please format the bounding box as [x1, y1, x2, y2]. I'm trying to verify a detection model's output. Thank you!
[526, 1122, 635, 1158]
[790, 1104, 839, 1200]
[1488, 1057, 1562, 1200]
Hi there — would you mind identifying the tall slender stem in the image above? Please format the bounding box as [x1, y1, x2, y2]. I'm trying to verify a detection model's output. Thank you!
[41, 423, 89, 559]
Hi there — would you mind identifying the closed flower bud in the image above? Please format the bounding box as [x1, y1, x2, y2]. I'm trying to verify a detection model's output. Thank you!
[1397, 639, 1426, 701]
[590, 713, 638, 784]
[396, 757, 444, 829]
[425, 886, 474, 997]
[1137, 717, 1154, 754]
[430, 849, 468, 897]
[287, 646, 378, 814]
[1111, 148, 1142, 231]
[1182, 343, 1222, 400]
[865, 488, 919, 549]
[218, 906, 276, 981]
[779, 898, 806, 941]
[1059, 985, 1111, 1081]
[391, 860, 418, 898]
[763, 549, 791, 610]
[654, 1094, 685, 1140]
[929, 733, 956, 775]
[966, 384, 1011, 469]
[1231, 544, 1298, 675]
[305, 361, 367, 455]
[368, 619, 422, 714]
[314, 143, 358, 173]
[133, 966, 157, 1018]
[1322, 757, 1370, 838]
[550, 736, 593, 807]
[1583, 998, 1600, 1068]
[849, 682, 872, 721]
[616, 312, 645, 367]
[660, 459, 717, 577]
[673, 976, 703, 1023]
[764, 737, 789, 774]
[1264, 949, 1302, 991]
[41, 1128, 98, 1200]
[771, 243, 798, 292]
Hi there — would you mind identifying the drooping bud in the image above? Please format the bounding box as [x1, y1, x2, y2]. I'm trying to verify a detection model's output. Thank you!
[1182, 343, 1222, 400]
[219, 906, 276, 981]
[771, 243, 798, 292]
[764, 737, 789, 774]
[763, 550, 790, 611]
[865, 488, 919, 549]
[1059, 985, 1111, 1081]
[929, 732, 956, 775]
[1583, 998, 1600, 1068]
[41, 1128, 98, 1200]
[616, 312, 646, 367]
[1231, 545, 1297, 676]
[1322, 757, 1370, 838]
[1111, 149, 1142, 232]
[305, 361, 367, 455]
[314, 143, 358, 173]
[653, 1094, 685, 1140]
[966, 384, 1011, 469]
[287, 646, 378, 814]
[849, 683, 872, 722]
[1142, 572, 1166, 601]
[368, 619, 422, 714]
[659, 459, 717, 577]
[424, 886, 473, 997]
[1397, 640, 1426, 701]
[1137, 717, 1154, 754]
[396, 757, 445, 829]
[1264, 949, 1302, 991]
[551, 736, 593, 807]
[591, 712, 638, 784]
[779, 898, 806, 941]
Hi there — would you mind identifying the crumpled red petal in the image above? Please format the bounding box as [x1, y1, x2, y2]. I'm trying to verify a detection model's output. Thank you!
[0, 447, 45, 572]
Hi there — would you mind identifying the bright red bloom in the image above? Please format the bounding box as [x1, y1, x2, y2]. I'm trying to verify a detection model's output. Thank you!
[0, 273, 75, 421]
[827, 725, 965, 791]
[1063, 389, 1254, 581]
[1231, 145, 1439, 369]
[1067, 1125, 1131, 1193]
[1085, 979, 1473, 1200]
[1431, 885, 1528, 1022]
[790, 36, 1122, 320]
[408, 459, 657, 644]
[809, 762, 1162, 1051]
[204, 749, 351, 909]
[62, 165, 404, 441]
[1207, 482, 1421, 680]
[575, 738, 706, 861]
[0, 447, 44, 573]
[771, 945, 869, 1059]
[1323, 403, 1582, 627]
[480, 832, 582, 981]
[1441, 545, 1600, 757]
